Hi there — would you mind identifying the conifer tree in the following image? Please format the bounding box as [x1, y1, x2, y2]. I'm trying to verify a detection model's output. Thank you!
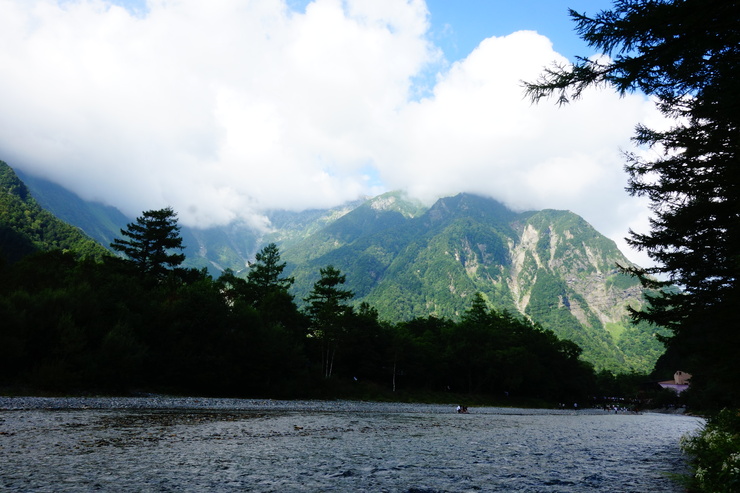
[111, 207, 185, 278]
[304, 265, 354, 378]
[246, 243, 294, 304]
[525, 0, 740, 405]
[244, 243, 302, 332]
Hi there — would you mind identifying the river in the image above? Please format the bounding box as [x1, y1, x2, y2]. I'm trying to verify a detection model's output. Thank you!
[0, 397, 703, 492]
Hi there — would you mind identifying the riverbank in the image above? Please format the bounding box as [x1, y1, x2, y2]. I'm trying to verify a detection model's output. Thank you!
[0, 395, 613, 415]
[0, 399, 702, 492]
[0, 383, 557, 409]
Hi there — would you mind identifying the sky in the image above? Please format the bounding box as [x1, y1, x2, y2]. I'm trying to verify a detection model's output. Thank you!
[0, 0, 661, 266]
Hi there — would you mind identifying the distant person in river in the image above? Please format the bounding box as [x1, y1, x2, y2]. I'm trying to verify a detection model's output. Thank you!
[457, 405, 468, 414]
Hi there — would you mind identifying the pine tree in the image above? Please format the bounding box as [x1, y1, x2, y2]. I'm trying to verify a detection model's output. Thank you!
[111, 207, 185, 278]
[246, 243, 294, 304]
[244, 243, 302, 332]
[525, 0, 740, 406]
[304, 265, 354, 378]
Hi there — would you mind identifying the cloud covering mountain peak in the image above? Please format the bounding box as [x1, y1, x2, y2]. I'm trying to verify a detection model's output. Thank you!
[0, 0, 658, 265]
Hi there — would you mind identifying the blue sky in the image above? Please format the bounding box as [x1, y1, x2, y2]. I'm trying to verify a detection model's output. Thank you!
[111, 0, 614, 61]
[425, 0, 615, 62]
[0, 0, 658, 266]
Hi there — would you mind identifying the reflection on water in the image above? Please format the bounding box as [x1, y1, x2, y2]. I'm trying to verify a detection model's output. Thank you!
[0, 400, 702, 492]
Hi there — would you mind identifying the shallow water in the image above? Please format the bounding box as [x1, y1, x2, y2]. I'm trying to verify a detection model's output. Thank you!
[0, 398, 703, 492]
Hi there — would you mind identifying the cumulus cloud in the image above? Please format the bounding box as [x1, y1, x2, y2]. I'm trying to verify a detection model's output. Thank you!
[0, 0, 660, 266]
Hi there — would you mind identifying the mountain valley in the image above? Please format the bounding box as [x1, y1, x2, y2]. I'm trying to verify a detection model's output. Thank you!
[4, 162, 669, 373]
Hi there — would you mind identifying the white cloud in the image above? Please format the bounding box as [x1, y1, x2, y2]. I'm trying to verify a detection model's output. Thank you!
[0, 0, 660, 266]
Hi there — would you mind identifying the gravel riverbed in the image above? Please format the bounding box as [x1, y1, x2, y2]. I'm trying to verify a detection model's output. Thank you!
[0, 397, 703, 492]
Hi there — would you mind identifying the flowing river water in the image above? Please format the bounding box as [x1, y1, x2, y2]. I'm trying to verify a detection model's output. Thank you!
[0, 397, 702, 492]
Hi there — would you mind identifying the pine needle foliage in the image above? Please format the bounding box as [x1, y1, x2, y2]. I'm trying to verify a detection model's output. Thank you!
[111, 207, 185, 279]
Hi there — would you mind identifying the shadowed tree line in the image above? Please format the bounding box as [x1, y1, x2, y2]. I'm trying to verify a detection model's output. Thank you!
[0, 207, 597, 402]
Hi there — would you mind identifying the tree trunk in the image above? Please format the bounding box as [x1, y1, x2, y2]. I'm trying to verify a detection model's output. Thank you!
[392, 360, 396, 392]
[327, 345, 336, 378]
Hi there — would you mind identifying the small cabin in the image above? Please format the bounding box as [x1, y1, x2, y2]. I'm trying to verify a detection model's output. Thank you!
[658, 370, 691, 394]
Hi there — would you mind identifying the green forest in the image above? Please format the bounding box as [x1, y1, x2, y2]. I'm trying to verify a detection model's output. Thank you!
[0, 237, 597, 404]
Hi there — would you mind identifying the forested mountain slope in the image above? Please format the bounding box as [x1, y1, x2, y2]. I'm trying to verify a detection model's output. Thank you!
[279, 192, 668, 373]
[0, 161, 108, 262]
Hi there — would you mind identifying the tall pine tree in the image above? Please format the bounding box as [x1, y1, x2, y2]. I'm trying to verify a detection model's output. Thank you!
[111, 207, 185, 279]
[526, 0, 740, 406]
[304, 265, 354, 378]
[246, 243, 294, 304]
[245, 243, 302, 332]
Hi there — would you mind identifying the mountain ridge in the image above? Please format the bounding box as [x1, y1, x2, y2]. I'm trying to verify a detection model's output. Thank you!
[7, 163, 667, 372]
[276, 192, 665, 373]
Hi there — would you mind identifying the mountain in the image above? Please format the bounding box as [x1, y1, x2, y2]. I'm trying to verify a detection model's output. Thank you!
[277, 192, 667, 373]
[11, 164, 666, 373]
[0, 161, 109, 262]
[15, 168, 131, 250]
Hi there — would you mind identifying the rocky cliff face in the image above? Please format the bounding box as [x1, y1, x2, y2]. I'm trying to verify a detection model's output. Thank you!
[505, 213, 643, 329]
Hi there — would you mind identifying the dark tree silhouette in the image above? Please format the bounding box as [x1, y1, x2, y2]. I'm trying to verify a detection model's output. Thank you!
[304, 265, 354, 378]
[111, 207, 185, 278]
[525, 0, 740, 406]
[246, 243, 294, 303]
